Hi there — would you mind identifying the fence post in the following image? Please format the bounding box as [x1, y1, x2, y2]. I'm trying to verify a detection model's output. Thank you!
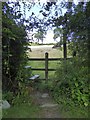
[45, 52, 48, 80]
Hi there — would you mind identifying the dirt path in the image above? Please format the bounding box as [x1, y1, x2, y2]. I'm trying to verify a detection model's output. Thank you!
[30, 90, 61, 118]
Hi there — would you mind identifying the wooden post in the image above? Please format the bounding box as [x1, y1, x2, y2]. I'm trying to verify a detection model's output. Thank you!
[45, 52, 48, 80]
[63, 38, 67, 59]
[63, 13, 67, 59]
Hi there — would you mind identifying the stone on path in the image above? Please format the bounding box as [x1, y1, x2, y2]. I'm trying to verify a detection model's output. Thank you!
[2, 100, 10, 109]
[40, 103, 58, 108]
[41, 93, 49, 98]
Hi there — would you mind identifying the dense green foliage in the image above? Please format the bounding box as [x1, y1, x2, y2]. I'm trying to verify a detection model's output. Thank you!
[50, 2, 89, 113]
[2, 2, 30, 101]
[54, 58, 89, 106]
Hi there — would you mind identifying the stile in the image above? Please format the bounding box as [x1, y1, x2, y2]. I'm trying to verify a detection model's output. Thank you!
[29, 75, 40, 80]
[28, 53, 72, 80]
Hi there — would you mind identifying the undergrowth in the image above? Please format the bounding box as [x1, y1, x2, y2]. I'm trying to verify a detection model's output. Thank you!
[52, 56, 89, 118]
[36, 56, 89, 118]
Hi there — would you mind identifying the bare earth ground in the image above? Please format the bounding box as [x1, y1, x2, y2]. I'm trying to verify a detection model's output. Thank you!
[30, 90, 61, 118]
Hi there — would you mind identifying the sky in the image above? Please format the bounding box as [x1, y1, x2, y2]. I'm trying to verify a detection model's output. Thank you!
[8, 0, 60, 43]
[41, 30, 59, 44]
[22, 1, 66, 43]
[8, 0, 81, 43]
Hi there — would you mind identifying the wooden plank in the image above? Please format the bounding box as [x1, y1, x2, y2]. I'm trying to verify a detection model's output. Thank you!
[28, 58, 45, 61]
[28, 57, 72, 61]
[31, 68, 45, 71]
[48, 58, 64, 61]
[29, 75, 40, 80]
[48, 68, 56, 71]
[31, 68, 56, 71]
[24, 66, 31, 69]
[48, 58, 72, 60]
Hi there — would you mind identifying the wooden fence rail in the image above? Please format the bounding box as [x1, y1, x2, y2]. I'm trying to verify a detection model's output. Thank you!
[28, 57, 71, 61]
[31, 68, 56, 71]
[28, 52, 72, 80]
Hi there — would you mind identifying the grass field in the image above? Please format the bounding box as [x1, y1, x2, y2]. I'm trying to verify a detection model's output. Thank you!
[3, 103, 40, 118]
[27, 45, 64, 79]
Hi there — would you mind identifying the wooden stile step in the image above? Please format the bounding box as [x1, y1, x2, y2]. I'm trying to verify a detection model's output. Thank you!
[24, 66, 31, 69]
[29, 75, 40, 80]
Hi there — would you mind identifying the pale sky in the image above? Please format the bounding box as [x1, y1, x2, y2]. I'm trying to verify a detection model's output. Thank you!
[25, 1, 65, 43]
[8, 0, 67, 43]
[8, 0, 79, 43]
[43, 30, 60, 43]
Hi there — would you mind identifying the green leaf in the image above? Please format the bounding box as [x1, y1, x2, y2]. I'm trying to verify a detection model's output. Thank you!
[84, 102, 88, 107]
[75, 82, 78, 87]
